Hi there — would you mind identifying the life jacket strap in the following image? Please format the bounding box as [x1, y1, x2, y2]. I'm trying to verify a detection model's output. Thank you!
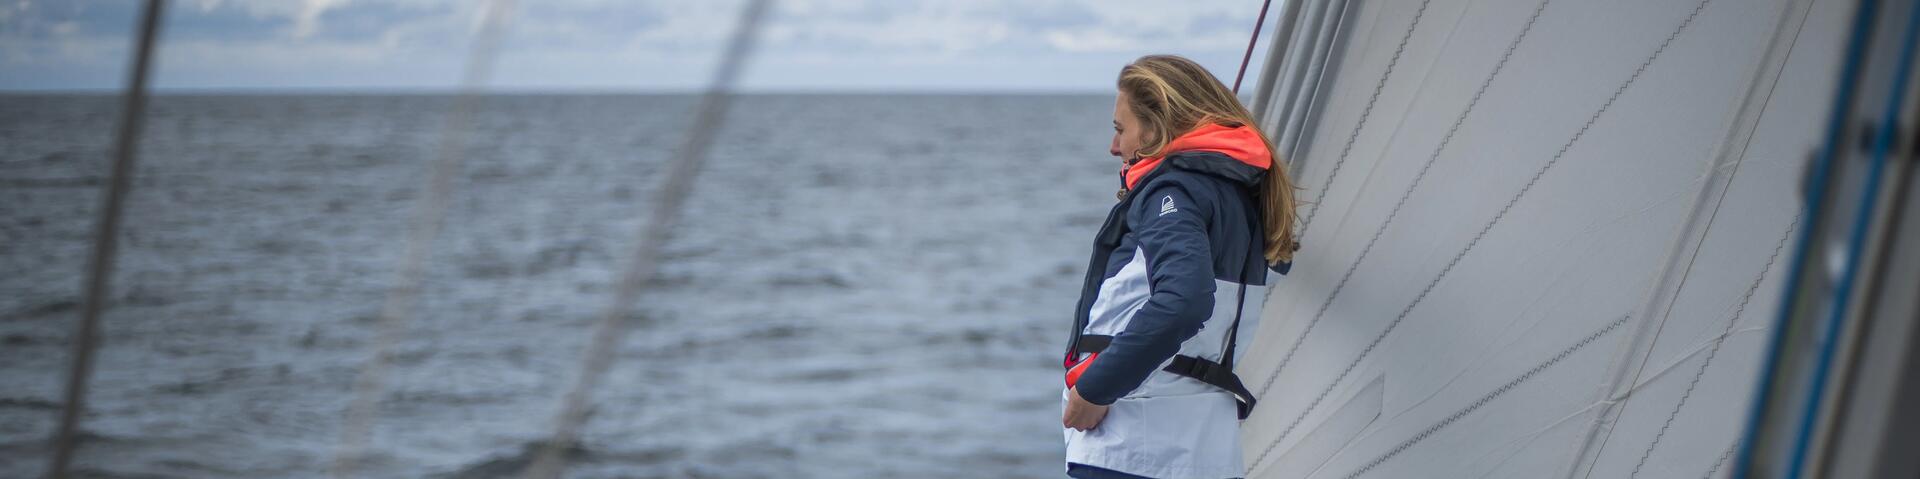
[1068, 334, 1258, 420]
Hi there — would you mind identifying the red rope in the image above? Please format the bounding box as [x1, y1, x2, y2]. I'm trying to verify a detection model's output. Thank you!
[1232, 0, 1276, 94]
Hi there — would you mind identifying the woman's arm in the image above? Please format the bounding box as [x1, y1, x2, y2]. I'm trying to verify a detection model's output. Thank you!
[1073, 181, 1218, 406]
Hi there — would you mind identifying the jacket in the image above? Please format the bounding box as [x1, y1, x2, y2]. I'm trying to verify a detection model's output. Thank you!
[1063, 123, 1287, 479]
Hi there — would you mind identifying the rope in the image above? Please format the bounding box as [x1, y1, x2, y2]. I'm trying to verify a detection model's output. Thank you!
[45, 1, 166, 476]
[329, 1, 518, 476]
[520, 1, 771, 477]
[1233, 0, 1277, 94]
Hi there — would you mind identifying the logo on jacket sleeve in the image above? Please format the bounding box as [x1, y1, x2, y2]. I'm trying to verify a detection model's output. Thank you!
[1159, 195, 1178, 216]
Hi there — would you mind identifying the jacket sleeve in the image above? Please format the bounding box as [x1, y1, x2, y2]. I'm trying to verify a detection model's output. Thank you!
[1074, 181, 1217, 405]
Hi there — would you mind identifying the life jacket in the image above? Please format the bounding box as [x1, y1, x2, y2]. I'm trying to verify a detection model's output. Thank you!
[1063, 123, 1279, 420]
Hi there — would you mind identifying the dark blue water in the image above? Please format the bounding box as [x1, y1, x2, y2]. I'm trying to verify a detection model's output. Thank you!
[0, 94, 1121, 478]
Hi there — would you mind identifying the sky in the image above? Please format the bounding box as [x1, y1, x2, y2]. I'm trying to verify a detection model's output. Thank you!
[0, 0, 1286, 93]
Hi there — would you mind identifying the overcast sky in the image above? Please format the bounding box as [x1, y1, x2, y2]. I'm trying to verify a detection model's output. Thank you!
[0, 0, 1285, 92]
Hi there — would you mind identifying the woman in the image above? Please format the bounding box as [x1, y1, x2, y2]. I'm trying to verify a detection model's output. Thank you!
[1061, 55, 1298, 479]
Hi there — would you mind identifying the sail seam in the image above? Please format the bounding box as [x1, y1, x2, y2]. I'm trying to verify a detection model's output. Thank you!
[1295, 0, 1436, 238]
[1702, 442, 1738, 479]
[1254, 0, 1551, 401]
[1628, 218, 1797, 478]
[1251, 0, 1558, 465]
[1568, 0, 1805, 474]
[1337, 315, 1633, 479]
[1248, 0, 1712, 470]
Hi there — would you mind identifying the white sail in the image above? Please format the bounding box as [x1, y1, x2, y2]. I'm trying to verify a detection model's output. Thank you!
[1240, 0, 1850, 477]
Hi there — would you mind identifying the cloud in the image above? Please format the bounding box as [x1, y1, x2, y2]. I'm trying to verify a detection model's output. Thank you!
[0, 0, 1283, 92]
[1044, 30, 1142, 53]
[293, 0, 347, 38]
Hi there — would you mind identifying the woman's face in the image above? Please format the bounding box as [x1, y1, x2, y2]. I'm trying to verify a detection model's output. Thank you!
[1111, 92, 1145, 163]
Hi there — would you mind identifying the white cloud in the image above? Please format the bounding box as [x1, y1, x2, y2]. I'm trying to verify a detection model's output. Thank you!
[0, 0, 1284, 91]
[1044, 30, 1141, 53]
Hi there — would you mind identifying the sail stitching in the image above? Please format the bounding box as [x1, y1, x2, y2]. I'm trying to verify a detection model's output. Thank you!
[1701, 442, 1738, 479]
[1628, 217, 1796, 478]
[1338, 315, 1632, 479]
[1248, 0, 1713, 470]
[1254, 0, 1551, 398]
[1569, 0, 1810, 473]
[1295, 0, 1437, 238]
[1250, 0, 1557, 464]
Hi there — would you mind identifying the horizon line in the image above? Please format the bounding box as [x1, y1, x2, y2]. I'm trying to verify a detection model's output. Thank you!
[0, 86, 1121, 96]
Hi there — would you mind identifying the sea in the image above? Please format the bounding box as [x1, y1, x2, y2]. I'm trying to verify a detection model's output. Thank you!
[0, 93, 1126, 478]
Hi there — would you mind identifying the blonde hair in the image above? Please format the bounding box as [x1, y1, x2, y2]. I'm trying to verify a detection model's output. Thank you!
[1119, 54, 1299, 264]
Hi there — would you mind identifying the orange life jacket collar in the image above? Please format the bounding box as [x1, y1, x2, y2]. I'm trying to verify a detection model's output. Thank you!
[1124, 123, 1272, 190]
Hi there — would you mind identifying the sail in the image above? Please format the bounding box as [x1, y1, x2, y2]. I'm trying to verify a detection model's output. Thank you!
[1239, 0, 1847, 477]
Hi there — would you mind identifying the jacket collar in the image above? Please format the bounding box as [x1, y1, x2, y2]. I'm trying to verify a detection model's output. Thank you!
[1124, 123, 1272, 190]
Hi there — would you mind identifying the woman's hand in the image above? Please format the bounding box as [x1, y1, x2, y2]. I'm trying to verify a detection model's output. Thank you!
[1063, 387, 1110, 431]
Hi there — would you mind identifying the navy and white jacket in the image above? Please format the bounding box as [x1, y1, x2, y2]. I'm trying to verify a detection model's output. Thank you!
[1062, 124, 1288, 479]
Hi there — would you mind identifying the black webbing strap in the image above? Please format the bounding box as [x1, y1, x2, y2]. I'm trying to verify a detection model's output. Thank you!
[1065, 178, 1267, 420]
[1222, 180, 1262, 373]
[1168, 355, 1257, 420]
[1210, 183, 1262, 419]
[1076, 335, 1258, 419]
[1076, 334, 1113, 355]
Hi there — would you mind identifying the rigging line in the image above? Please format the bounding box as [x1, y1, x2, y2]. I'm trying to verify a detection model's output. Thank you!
[1268, 0, 1342, 158]
[1252, 0, 1552, 401]
[1248, 0, 1713, 469]
[1233, 0, 1277, 94]
[329, 1, 518, 477]
[519, 1, 770, 478]
[1294, 0, 1435, 238]
[1728, 0, 1882, 475]
[45, 1, 166, 477]
[1630, 217, 1799, 479]
[1337, 315, 1633, 479]
[1784, 4, 1920, 476]
[1248, 0, 1307, 121]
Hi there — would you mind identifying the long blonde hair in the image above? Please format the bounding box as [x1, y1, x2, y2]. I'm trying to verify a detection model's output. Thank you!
[1119, 54, 1299, 264]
